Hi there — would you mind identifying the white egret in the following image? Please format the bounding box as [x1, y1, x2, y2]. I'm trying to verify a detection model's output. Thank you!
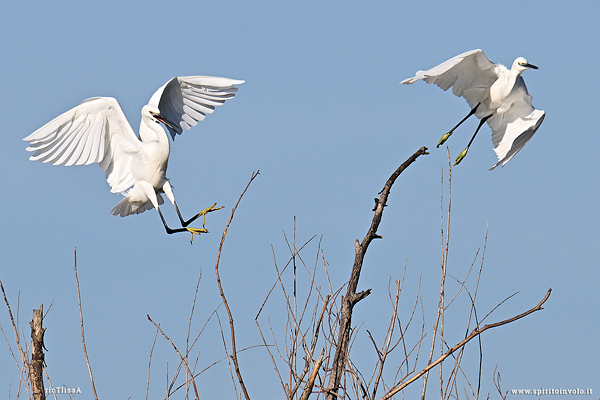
[401, 49, 545, 169]
[24, 76, 243, 238]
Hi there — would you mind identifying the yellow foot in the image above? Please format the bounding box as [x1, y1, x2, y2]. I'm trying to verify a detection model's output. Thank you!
[437, 131, 453, 148]
[453, 148, 469, 166]
[187, 227, 208, 244]
[196, 203, 225, 227]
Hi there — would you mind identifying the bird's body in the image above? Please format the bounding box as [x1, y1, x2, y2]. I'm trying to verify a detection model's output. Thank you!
[110, 103, 173, 217]
[24, 76, 244, 237]
[401, 49, 545, 169]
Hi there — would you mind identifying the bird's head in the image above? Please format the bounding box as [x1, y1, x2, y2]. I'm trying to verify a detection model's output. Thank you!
[514, 57, 539, 72]
[142, 105, 179, 133]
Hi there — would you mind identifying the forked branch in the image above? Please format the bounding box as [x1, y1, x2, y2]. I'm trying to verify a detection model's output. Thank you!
[381, 288, 552, 400]
[326, 146, 429, 400]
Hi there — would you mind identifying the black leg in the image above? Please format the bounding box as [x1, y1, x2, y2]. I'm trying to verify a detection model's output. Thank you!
[453, 103, 481, 132]
[466, 113, 493, 148]
[453, 113, 494, 166]
[157, 207, 207, 235]
[437, 102, 481, 148]
[174, 202, 223, 227]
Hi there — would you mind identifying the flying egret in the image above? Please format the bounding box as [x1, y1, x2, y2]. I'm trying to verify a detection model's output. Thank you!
[24, 76, 244, 238]
[401, 49, 545, 169]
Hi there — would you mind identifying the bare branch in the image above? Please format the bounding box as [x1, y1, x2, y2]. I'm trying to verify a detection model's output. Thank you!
[299, 347, 325, 400]
[44, 366, 58, 400]
[146, 325, 160, 400]
[381, 288, 552, 400]
[422, 149, 452, 400]
[215, 170, 259, 400]
[370, 280, 402, 399]
[147, 314, 200, 400]
[1, 280, 29, 386]
[493, 365, 508, 400]
[326, 146, 429, 399]
[74, 247, 99, 400]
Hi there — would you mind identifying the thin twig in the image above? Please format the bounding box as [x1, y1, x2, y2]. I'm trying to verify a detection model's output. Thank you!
[146, 325, 160, 400]
[493, 365, 507, 400]
[216, 310, 239, 400]
[423, 149, 452, 400]
[214, 170, 259, 400]
[44, 367, 59, 400]
[1, 279, 29, 391]
[299, 347, 325, 400]
[186, 267, 202, 398]
[167, 344, 266, 397]
[370, 280, 401, 399]
[147, 314, 200, 400]
[381, 288, 552, 400]
[73, 248, 99, 400]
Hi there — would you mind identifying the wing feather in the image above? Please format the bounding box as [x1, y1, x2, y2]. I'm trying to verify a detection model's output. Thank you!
[486, 76, 545, 169]
[488, 110, 545, 170]
[57, 117, 91, 166]
[24, 97, 140, 193]
[148, 76, 244, 140]
[68, 113, 96, 166]
[401, 49, 498, 107]
[77, 112, 104, 165]
[31, 116, 88, 164]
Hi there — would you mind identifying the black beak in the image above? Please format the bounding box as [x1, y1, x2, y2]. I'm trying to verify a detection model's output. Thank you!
[151, 111, 179, 132]
[524, 63, 539, 70]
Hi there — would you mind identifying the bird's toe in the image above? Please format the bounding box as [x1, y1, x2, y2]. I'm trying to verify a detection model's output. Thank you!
[437, 131, 453, 148]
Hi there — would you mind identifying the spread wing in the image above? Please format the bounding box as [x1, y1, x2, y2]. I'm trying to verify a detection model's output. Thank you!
[401, 49, 499, 109]
[23, 97, 141, 193]
[148, 76, 244, 140]
[488, 77, 545, 169]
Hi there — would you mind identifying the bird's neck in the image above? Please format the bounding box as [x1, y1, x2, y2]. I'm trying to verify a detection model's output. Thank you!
[139, 118, 170, 147]
[490, 70, 519, 107]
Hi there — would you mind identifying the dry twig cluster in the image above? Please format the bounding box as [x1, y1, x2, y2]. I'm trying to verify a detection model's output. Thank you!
[1, 149, 551, 400]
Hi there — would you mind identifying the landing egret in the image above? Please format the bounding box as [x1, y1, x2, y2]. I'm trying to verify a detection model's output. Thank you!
[24, 76, 243, 238]
[401, 49, 545, 169]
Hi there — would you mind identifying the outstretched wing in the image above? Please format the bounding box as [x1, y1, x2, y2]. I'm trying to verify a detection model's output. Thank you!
[487, 77, 545, 169]
[148, 76, 244, 140]
[23, 97, 141, 193]
[401, 49, 499, 109]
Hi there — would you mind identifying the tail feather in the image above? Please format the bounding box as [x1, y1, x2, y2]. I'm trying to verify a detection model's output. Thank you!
[110, 194, 164, 217]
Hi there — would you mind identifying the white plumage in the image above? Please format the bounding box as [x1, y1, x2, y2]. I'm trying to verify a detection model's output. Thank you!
[402, 49, 545, 169]
[24, 76, 243, 236]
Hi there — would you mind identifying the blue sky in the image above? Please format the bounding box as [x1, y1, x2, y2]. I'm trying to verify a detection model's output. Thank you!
[1, 1, 599, 398]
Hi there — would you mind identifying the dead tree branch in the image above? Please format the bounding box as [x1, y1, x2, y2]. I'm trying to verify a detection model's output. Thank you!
[325, 146, 429, 400]
[215, 170, 260, 400]
[29, 305, 46, 400]
[381, 288, 552, 400]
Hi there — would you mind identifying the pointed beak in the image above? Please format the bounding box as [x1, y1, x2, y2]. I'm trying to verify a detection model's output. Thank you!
[524, 63, 539, 70]
[151, 111, 179, 132]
